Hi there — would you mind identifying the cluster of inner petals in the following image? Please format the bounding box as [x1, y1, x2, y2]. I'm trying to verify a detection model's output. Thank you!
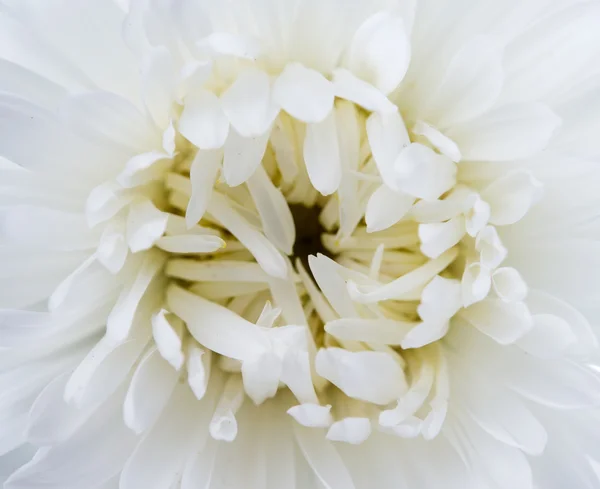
[61, 10, 547, 446]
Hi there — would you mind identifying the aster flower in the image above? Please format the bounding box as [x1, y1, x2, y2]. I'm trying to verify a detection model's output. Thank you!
[2, 0, 600, 488]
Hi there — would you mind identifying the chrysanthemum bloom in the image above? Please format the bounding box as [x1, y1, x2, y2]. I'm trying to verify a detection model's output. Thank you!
[2, 0, 600, 487]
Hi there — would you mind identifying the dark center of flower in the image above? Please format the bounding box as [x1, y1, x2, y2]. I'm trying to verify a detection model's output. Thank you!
[289, 204, 332, 271]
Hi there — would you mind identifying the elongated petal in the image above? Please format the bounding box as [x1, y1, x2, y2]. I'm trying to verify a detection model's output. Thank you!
[167, 285, 269, 361]
[304, 111, 342, 196]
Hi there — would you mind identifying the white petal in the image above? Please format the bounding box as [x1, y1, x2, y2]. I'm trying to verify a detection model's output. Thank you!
[247, 164, 296, 255]
[65, 336, 147, 408]
[417, 276, 462, 324]
[394, 143, 457, 201]
[475, 226, 507, 269]
[272, 62, 334, 123]
[409, 185, 473, 223]
[241, 350, 282, 405]
[303, 111, 342, 196]
[209, 375, 245, 442]
[121, 384, 200, 489]
[48, 255, 97, 311]
[492, 268, 528, 302]
[221, 68, 278, 137]
[162, 120, 176, 156]
[464, 195, 491, 237]
[419, 217, 466, 259]
[345, 12, 411, 94]
[293, 424, 357, 489]
[58, 91, 159, 152]
[86, 182, 133, 228]
[366, 110, 410, 186]
[460, 299, 533, 345]
[365, 185, 414, 232]
[481, 171, 544, 226]
[379, 363, 434, 426]
[412, 121, 461, 162]
[1, 205, 97, 251]
[141, 47, 175, 129]
[347, 248, 458, 303]
[106, 252, 164, 342]
[123, 347, 179, 434]
[204, 32, 261, 60]
[151, 309, 184, 370]
[327, 418, 372, 445]
[186, 342, 212, 400]
[325, 318, 413, 345]
[117, 151, 171, 188]
[222, 129, 270, 187]
[316, 348, 406, 405]
[126, 200, 168, 252]
[447, 103, 561, 162]
[186, 149, 222, 227]
[179, 89, 229, 149]
[461, 384, 548, 456]
[332, 68, 396, 113]
[208, 192, 287, 278]
[335, 101, 362, 238]
[155, 234, 225, 254]
[167, 285, 269, 361]
[517, 314, 577, 359]
[505, 355, 600, 409]
[288, 404, 333, 428]
[527, 290, 597, 359]
[27, 373, 94, 445]
[96, 219, 128, 274]
[401, 321, 450, 350]
[462, 263, 493, 307]
[425, 36, 504, 126]
[308, 254, 357, 318]
[280, 348, 320, 405]
[177, 60, 213, 102]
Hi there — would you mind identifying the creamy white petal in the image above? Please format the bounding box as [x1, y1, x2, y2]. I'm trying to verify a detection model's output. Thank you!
[151, 310, 184, 370]
[303, 110, 342, 196]
[325, 318, 413, 345]
[412, 121, 461, 162]
[460, 299, 533, 345]
[123, 347, 179, 434]
[179, 89, 229, 149]
[332, 68, 396, 113]
[394, 143, 457, 201]
[221, 68, 279, 138]
[345, 11, 411, 94]
[365, 185, 414, 233]
[126, 200, 168, 253]
[517, 314, 577, 359]
[185, 149, 222, 228]
[208, 192, 287, 278]
[247, 164, 296, 255]
[447, 103, 561, 162]
[419, 217, 465, 259]
[481, 171, 544, 226]
[424, 36, 504, 127]
[316, 348, 406, 405]
[327, 418, 372, 445]
[167, 284, 269, 361]
[222, 129, 271, 187]
[366, 110, 410, 186]
[272, 62, 335, 123]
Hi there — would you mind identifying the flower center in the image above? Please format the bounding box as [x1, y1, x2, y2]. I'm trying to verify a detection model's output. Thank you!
[289, 203, 332, 273]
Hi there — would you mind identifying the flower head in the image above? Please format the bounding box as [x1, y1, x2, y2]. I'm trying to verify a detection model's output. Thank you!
[2, 0, 600, 488]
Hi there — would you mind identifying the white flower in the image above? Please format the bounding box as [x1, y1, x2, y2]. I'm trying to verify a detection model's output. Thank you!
[1, 0, 600, 488]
